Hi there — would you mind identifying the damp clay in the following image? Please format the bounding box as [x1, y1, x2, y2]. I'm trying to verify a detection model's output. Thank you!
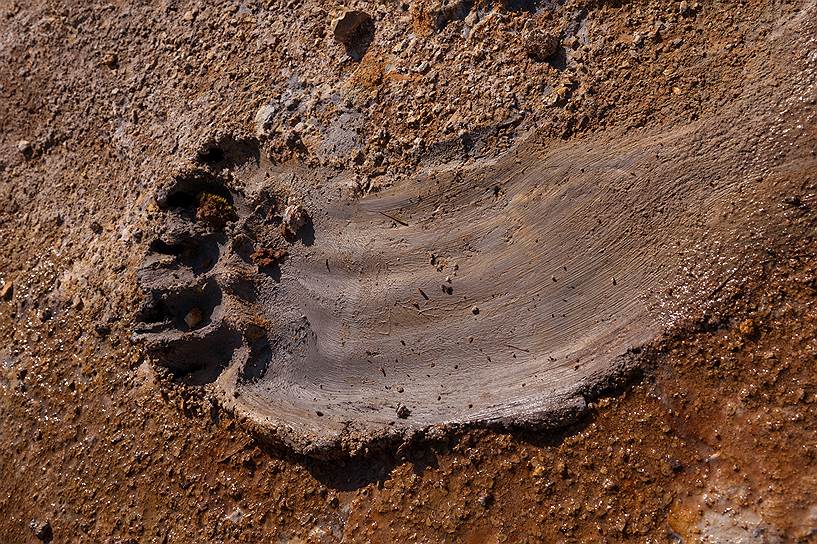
[135, 77, 815, 458]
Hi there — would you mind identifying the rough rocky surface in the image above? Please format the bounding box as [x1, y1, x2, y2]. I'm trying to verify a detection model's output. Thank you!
[2, 0, 817, 541]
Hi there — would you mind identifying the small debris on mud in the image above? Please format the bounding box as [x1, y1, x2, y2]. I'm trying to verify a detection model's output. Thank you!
[16, 139, 33, 157]
[602, 478, 619, 494]
[429, 0, 470, 31]
[284, 128, 303, 150]
[281, 204, 308, 238]
[380, 211, 409, 226]
[251, 247, 288, 268]
[478, 492, 494, 508]
[0, 280, 13, 301]
[184, 307, 203, 329]
[195, 192, 237, 230]
[94, 312, 119, 335]
[525, 29, 560, 62]
[738, 318, 759, 339]
[783, 195, 803, 207]
[331, 10, 374, 47]
[102, 51, 118, 69]
[254, 103, 276, 138]
[29, 519, 52, 542]
[396, 404, 411, 419]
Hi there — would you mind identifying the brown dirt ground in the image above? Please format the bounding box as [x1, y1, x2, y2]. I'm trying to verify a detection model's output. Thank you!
[1, 0, 816, 542]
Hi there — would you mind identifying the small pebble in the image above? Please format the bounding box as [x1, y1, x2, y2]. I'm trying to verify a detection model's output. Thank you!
[396, 403, 411, 419]
[17, 139, 32, 156]
[29, 519, 52, 542]
[184, 307, 203, 328]
[0, 280, 13, 301]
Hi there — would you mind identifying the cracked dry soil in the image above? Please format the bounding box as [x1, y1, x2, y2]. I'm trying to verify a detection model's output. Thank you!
[2, 0, 817, 542]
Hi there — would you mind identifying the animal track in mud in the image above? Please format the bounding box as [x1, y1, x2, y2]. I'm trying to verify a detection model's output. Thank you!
[136, 138, 301, 384]
[136, 66, 815, 458]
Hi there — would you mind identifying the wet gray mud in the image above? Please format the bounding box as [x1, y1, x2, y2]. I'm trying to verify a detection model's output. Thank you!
[136, 68, 816, 458]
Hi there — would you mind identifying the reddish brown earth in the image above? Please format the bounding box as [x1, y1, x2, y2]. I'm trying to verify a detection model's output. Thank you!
[1, 0, 816, 542]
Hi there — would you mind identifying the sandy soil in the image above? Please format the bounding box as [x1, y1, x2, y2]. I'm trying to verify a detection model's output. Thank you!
[1, 0, 817, 542]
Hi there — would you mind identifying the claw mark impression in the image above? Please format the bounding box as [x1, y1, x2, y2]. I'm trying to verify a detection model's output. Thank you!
[136, 77, 813, 457]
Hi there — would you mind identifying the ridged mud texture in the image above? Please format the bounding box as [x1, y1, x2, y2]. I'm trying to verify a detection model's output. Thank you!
[136, 13, 816, 459]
